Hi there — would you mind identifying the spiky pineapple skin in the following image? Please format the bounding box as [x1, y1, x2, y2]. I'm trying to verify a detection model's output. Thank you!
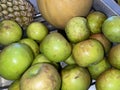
[0, 0, 35, 28]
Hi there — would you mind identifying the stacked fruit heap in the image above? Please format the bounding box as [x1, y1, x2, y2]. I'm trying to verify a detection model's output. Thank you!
[1, 0, 120, 90]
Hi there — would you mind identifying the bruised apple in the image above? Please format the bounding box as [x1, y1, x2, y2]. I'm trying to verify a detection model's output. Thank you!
[61, 65, 91, 90]
[72, 39, 104, 67]
[0, 20, 22, 45]
[20, 63, 61, 90]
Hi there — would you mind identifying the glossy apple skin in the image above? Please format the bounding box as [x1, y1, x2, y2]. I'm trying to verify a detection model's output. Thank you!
[20, 63, 61, 90]
[102, 16, 120, 43]
[0, 20, 22, 45]
[0, 43, 34, 80]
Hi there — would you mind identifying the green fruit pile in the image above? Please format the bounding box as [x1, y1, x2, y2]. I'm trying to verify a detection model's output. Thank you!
[0, 10, 120, 90]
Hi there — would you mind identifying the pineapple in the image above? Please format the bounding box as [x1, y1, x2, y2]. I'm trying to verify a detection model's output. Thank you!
[0, 0, 35, 28]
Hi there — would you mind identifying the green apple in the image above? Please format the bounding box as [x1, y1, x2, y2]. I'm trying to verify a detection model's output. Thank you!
[72, 39, 104, 67]
[32, 53, 51, 65]
[20, 63, 61, 90]
[19, 38, 39, 57]
[40, 32, 72, 62]
[64, 54, 76, 65]
[88, 57, 111, 80]
[108, 44, 120, 69]
[89, 33, 112, 54]
[26, 22, 48, 42]
[61, 64, 91, 90]
[65, 17, 90, 43]
[32, 54, 60, 70]
[96, 68, 120, 90]
[87, 11, 107, 34]
[0, 43, 34, 80]
[102, 16, 120, 43]
[8, 79, 20, 90]
[0, 20, 22, 45]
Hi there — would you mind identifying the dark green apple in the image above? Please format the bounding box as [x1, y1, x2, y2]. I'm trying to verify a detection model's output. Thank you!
[20, 63, 61, 90]
[0, 20, 22, 45]
[61, 64, 91, 90]
[0, 43, 34, 80]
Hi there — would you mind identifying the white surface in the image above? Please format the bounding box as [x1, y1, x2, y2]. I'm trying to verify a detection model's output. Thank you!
[89, 85, 96, 90]
[89, 80, 96, 90]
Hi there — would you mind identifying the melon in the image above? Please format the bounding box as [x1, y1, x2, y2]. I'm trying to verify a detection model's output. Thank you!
[37, 0, 93, 29]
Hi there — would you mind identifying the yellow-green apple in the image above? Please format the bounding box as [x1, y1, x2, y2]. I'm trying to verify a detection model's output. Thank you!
[0, 20, 22, 45]
[19, 38, 39, 57]
[20, 63, 61, 90]
[72, 39, 104, 67]
[26, 22, 48, 42]
[61, 64, 91, 90]
[8, 79, 20, 90]
[65, 17, 90, 43]
[40, 32, 72, 62]
[96, 68, 120, 90]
